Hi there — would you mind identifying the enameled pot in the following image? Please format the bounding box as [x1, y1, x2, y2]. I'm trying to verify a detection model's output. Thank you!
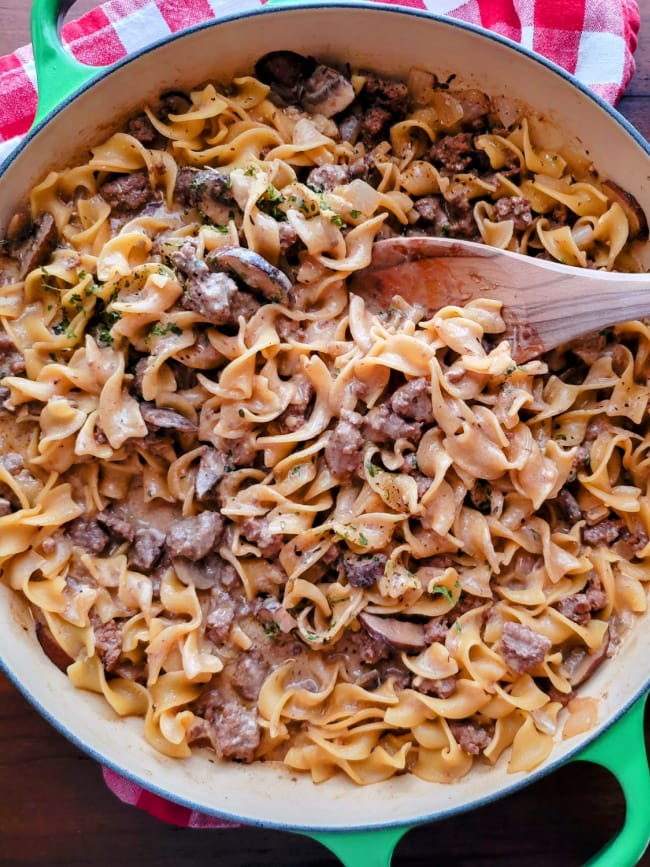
[1, 2, 649, 864]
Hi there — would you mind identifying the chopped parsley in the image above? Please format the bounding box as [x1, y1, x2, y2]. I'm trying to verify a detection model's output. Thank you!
[69, 293, 85, 312]
[263, 622, 279, 638]
[102, 309, 122, 329]
[431, 585, 454, 602]
[266, 184, 285, 203]
[365, 458, 379, 478]
[52, 315, 70, 335]
[150, 322, 183, 337]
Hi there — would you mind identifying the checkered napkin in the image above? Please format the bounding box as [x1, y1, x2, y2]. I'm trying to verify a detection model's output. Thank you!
[2, 0, 641, 829]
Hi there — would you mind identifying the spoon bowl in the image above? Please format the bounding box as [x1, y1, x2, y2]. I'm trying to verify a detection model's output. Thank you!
[350, 236, 650, 361]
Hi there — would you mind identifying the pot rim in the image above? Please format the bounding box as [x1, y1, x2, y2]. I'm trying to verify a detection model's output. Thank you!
[1, 647, 647, 831]
[0, 0, 649, 842]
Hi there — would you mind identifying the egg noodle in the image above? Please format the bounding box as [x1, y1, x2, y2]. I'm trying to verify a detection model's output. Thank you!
[0, 56, 648, 785]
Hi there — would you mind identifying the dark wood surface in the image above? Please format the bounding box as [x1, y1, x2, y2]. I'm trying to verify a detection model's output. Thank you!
[1, 2, 649, 865]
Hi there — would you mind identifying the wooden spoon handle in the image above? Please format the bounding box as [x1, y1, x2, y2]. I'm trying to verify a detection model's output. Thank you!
[353, 238, 650, 362]
[506, 274, 650, 360]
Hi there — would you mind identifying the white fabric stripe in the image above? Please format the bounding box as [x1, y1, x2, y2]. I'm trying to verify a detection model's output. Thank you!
[519, 24, 534, 51]
[15, 46, 38, 87]
[207, 0, 262, 16]
[110, 2, 171, 53]
[421, 0, 468, 13]
[0, 136, 21, 164]
[574, 31, 625, 85]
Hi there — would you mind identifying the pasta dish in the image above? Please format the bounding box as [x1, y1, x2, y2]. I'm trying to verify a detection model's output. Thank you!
[0, 51, 648, 785]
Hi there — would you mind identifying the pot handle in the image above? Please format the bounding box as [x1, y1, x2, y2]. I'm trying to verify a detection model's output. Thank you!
[30, 0, 109, 126]
[301, 825, 412, 867]
[571, 692, 650, 867]
[301, 694, 649, 867]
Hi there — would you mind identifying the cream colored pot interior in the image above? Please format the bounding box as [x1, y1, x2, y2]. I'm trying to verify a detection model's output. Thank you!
[1, 4, 649, 830]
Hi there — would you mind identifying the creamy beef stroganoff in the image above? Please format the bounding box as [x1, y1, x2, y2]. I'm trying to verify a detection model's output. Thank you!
[0, 52, 648, 785]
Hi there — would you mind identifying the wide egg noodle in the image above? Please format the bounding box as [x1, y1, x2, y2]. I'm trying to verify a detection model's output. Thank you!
[0, 54, 648, 786]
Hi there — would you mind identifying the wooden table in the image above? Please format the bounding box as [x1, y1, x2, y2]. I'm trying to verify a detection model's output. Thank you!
[0, 2, 649, 865]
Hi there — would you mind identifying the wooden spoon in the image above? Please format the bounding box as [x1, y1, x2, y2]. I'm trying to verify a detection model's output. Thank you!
[349, 236, 650, 362]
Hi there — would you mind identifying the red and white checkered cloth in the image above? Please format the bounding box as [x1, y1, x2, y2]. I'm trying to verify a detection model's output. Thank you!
[1, 0, 642, 828]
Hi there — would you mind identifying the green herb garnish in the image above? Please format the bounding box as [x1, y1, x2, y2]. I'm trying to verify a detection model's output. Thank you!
[150, 322, 183, 337]
[431, 585, 454, 602]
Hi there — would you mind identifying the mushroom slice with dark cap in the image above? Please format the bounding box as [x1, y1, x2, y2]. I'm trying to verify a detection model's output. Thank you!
[301, 65, 356, 118]
[139, 402, 198, 433]
[558, 629, 610, 688]
[600, 179, 648, 239]
[6, 210, 59, 278]
[358, 611, 426, 651]
[254, 50, 317, 105]
[208, 246, 292, 302]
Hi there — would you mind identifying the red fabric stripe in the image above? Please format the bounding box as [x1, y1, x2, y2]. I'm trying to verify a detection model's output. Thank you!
[532, 0, 586, 74]
[0, 64, 37, 139]
[479, 0, 521, 38]
[534, 0, 586, 30]
[62, 9, 127, 66]
[156, 0, 216, 30]
[622, 0, 640, 55]
[136, 788, 196, 827]
[0, 50, 22, 75]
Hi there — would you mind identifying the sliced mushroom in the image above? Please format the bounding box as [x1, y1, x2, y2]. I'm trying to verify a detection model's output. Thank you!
[7, 211, 59, 278]
[254, 50, 317, 105]
[35, 619, 74, 672]
[174, 332, 225, 370]
[601, 179, 648, 240]
[172, 554, 224, 590]
[301, 65, 356, 118]
[140, 402, 198, 433]
[558, 630, 610, 687]
[159, 90, 193, 119]
[6, 209, 32, 243]
[358, 611, 426, 651]
[208, 246, 292, 302]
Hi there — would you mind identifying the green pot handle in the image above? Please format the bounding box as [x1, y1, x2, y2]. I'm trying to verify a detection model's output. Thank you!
[28, 0, 303, 126]
[30, 0, 110, 127]
[302, 825, 412, 867]
[301, 694, 649, 867]
[29, 0, 303, 127]
[572, 693, 650, 867]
